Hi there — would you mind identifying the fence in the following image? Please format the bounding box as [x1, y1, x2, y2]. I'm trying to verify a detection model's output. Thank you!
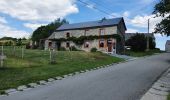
[0, 46, 58, 67]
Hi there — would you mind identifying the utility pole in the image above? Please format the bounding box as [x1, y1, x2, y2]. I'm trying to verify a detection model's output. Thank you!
[146, 19, 150, 51]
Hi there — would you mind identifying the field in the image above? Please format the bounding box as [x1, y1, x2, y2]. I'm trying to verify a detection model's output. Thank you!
[0, 46, 124, 93]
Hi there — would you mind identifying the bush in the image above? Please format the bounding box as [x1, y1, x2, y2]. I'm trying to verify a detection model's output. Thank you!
[26, 44, 31, 49]
[149, 37, 156, 49]
[126, 34, 156, 52]
[91, 47, 97, 52]
[59, 47, 66, 51]
[32, 45, 39, 49]
[70, 46, 79, 51]
[126, 34, 147, 52]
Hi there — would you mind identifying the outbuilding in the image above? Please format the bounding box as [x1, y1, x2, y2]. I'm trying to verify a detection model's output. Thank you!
[165, 40, 170, 52]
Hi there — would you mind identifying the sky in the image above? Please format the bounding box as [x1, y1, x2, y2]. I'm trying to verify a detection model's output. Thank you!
[0, 0, 169, 50]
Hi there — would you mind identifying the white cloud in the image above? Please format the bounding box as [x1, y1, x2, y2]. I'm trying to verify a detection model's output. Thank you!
[0, 0, 79, 22]
[109, 12, 164, 33]
[128, 14, 163, 33]
[86, 4, 95, 9]
[0, 16, 7, 24]
[0, 17, 29, 38]
[0, 24, 30, 38]
[24, 23, 47, 30]
[123, 11, 130, 17]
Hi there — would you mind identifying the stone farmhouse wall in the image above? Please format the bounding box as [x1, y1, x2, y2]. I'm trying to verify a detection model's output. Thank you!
[50, 26, 117, 39]
[46, 25, 124, 54]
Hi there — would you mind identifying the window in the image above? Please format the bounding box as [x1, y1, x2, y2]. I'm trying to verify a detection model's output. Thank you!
[99, 29, 105, 36]
[84, 29, 89, 36]
[99, 40, 105, 48]
[66, 32, 70, 38]
[66, 42, 70, 48]
[113, 42, 116, 49]
[84, 41, 89, 48]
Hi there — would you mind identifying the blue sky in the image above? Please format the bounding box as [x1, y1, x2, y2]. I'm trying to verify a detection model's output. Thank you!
[0, 0, 169, 50]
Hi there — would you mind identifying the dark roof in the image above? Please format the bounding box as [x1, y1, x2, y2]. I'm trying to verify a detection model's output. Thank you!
[125, 33, 155, 41]
[56, 17, 126, 31]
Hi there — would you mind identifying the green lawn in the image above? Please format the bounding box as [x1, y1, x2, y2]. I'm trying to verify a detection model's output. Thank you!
[167, 94, 170, 100]
[125, 49, 162, 57]
[0, 48, 123, 93]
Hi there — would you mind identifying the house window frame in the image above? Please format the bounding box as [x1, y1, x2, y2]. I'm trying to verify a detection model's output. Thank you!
[66, 42, 70, 48]
[99, 29, 105, 36]
[99, 39, 105, 48]
[84, 29, 89, 36]
[66, 32, 70, 38]
[84, 41, 90, 48]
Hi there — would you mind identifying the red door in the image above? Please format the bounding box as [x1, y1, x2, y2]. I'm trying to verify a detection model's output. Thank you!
[107, 40, 112, 52]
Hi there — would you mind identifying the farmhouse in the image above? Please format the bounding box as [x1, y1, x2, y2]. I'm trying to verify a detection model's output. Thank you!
[46, 17, 127, 54]
[165, 40, 170, 52]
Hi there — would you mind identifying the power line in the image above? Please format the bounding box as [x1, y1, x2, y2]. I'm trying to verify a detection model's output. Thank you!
[77, 0, 116, 17]
[88, 0, 115, 13]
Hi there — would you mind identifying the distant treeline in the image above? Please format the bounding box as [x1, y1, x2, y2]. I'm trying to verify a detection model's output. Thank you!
[0, 37, 29, 46]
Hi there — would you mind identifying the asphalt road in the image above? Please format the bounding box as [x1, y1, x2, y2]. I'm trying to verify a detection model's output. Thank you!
[0, 53, 170, 100]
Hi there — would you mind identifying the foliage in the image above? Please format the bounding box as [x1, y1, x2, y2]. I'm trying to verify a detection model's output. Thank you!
[0, 37, 17, 41]
[31, 19, 69, 42]
[153, 0, 170, 36]
[126, 34, 147, 51]
[0, 37, 29, 46]
[167, 93, 170, 100]
[91, 47, 97, 52]
[59, 47, 66, 51]
[126, 34, 156, 51]
[51, 34, 121, 45]
[26, 43, 31, 49]
[125, 49, 161, 57]
[0, 40, 14, 46]
[149, 37, 156, 49]
[70, 46, 79, 51]
[16, 38, 22, 46]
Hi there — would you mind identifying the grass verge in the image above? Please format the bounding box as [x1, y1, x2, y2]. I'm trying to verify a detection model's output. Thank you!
[167, 94, 170, 100]
[0, 50, 124, 92]
[125, 49, 162, 57]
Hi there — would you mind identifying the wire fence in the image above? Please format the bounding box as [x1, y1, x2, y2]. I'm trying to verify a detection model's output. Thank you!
[0, 46, 58, 67]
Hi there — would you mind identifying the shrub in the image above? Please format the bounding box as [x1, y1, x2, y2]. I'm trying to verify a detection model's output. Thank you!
[149, 37, 156, 49]
[26, 43, 31, 49]
[59, 47, 66, 51]
[126, 34, 147, 52]
[32, 45, 39, 49]
[91, 47, 97, 52]
[126, 34, 156, 52]
[70, 46, 79, 51]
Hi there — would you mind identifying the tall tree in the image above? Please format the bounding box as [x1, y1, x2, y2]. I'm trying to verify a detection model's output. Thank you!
[153, 0, 170, 36]
[31, 18, 69, 42]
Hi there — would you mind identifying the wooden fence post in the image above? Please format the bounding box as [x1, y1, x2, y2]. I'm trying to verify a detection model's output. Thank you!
[49, 49, 56, 64]
[22, 46, 24, 59]
[0, 46, 3, 67]
[13, 46, 16, 56]
[50, 49, 52, 63]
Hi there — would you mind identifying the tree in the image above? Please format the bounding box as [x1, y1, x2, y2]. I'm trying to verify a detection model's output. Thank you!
[149, 37, 156, 49]
[126, 34, 156, 52]
[31, 18, 69, 42]
[153, 0, 170, 36]
[16, 38, 22, 46]
[126, 34, 147, 52]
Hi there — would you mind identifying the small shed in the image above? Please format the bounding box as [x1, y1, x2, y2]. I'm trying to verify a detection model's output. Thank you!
[165, 40, 170, 52]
